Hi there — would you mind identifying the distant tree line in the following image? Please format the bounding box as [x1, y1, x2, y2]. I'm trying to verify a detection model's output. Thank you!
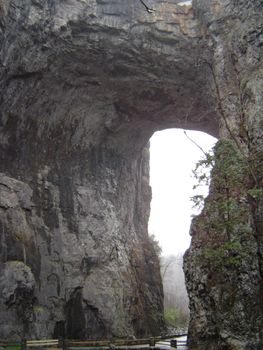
[161, 254, 189, 329]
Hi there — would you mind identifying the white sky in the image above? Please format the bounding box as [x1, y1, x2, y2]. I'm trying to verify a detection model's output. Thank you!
[148, 129, 217, 256]
[178, 1, 192, 6]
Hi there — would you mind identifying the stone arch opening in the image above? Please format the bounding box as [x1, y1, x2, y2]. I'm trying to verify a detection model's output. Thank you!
[149, 128, 217, 254]
[148, 128, 217, 330]
[0, 0, 262, 348]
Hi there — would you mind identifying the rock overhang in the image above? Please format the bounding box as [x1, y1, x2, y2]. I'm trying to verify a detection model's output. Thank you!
[0, 0, 263, 345]
[0, 0, 218, 162]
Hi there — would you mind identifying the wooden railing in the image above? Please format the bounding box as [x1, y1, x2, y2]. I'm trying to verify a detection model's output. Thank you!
[1, 333, 188, 350]
[25, 339, 60, 349]
[66, 334, 187, 349]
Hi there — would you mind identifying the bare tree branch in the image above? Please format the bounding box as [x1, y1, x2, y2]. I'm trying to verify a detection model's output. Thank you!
[183, 130, 208, 157]
[139, 0, 155, 13]
[161, 255, 181, 279]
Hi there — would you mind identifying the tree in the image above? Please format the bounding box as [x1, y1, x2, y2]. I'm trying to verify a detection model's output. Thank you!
[161, 254, 189, 329]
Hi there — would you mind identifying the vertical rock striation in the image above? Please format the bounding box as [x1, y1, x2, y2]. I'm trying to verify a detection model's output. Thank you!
[0, 146, 164, 339]
[0, 0, 262, 348]
[0, 0, 216, 340]
[184, 1, 263, 349]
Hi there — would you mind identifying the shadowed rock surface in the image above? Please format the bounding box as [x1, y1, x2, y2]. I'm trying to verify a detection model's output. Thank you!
[0, 0, 262, 348]
[184, 1, 263, 349]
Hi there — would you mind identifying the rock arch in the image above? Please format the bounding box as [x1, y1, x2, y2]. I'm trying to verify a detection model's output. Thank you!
[0, 0, 262, 349]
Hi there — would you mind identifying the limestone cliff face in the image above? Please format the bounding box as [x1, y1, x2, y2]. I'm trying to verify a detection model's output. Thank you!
[0, 0, 215, 340]
[184, 1, 263, 349]
[0, 0, 262, 348]
[0, 1, 171, 338]
[0, 150, 163, 339]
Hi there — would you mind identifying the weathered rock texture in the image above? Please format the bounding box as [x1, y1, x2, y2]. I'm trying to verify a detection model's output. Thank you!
[184, 1, 263, 349]
[0, 0, 262, 348]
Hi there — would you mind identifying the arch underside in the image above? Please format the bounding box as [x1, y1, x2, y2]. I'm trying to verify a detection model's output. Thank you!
[0, 0, 218, 168]
[0, 0, 262, 349]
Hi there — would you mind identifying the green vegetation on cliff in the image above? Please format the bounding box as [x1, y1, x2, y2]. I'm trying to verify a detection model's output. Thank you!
[192, 139, 262, 270]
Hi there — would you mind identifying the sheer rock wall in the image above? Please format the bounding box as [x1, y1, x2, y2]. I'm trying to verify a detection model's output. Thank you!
[0, 0, 216, 340]
[0, 0, 262, 348]
[184, 1, 263, 349]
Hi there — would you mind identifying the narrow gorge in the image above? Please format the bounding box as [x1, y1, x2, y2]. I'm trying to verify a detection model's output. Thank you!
[0, 1, 262, 349]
